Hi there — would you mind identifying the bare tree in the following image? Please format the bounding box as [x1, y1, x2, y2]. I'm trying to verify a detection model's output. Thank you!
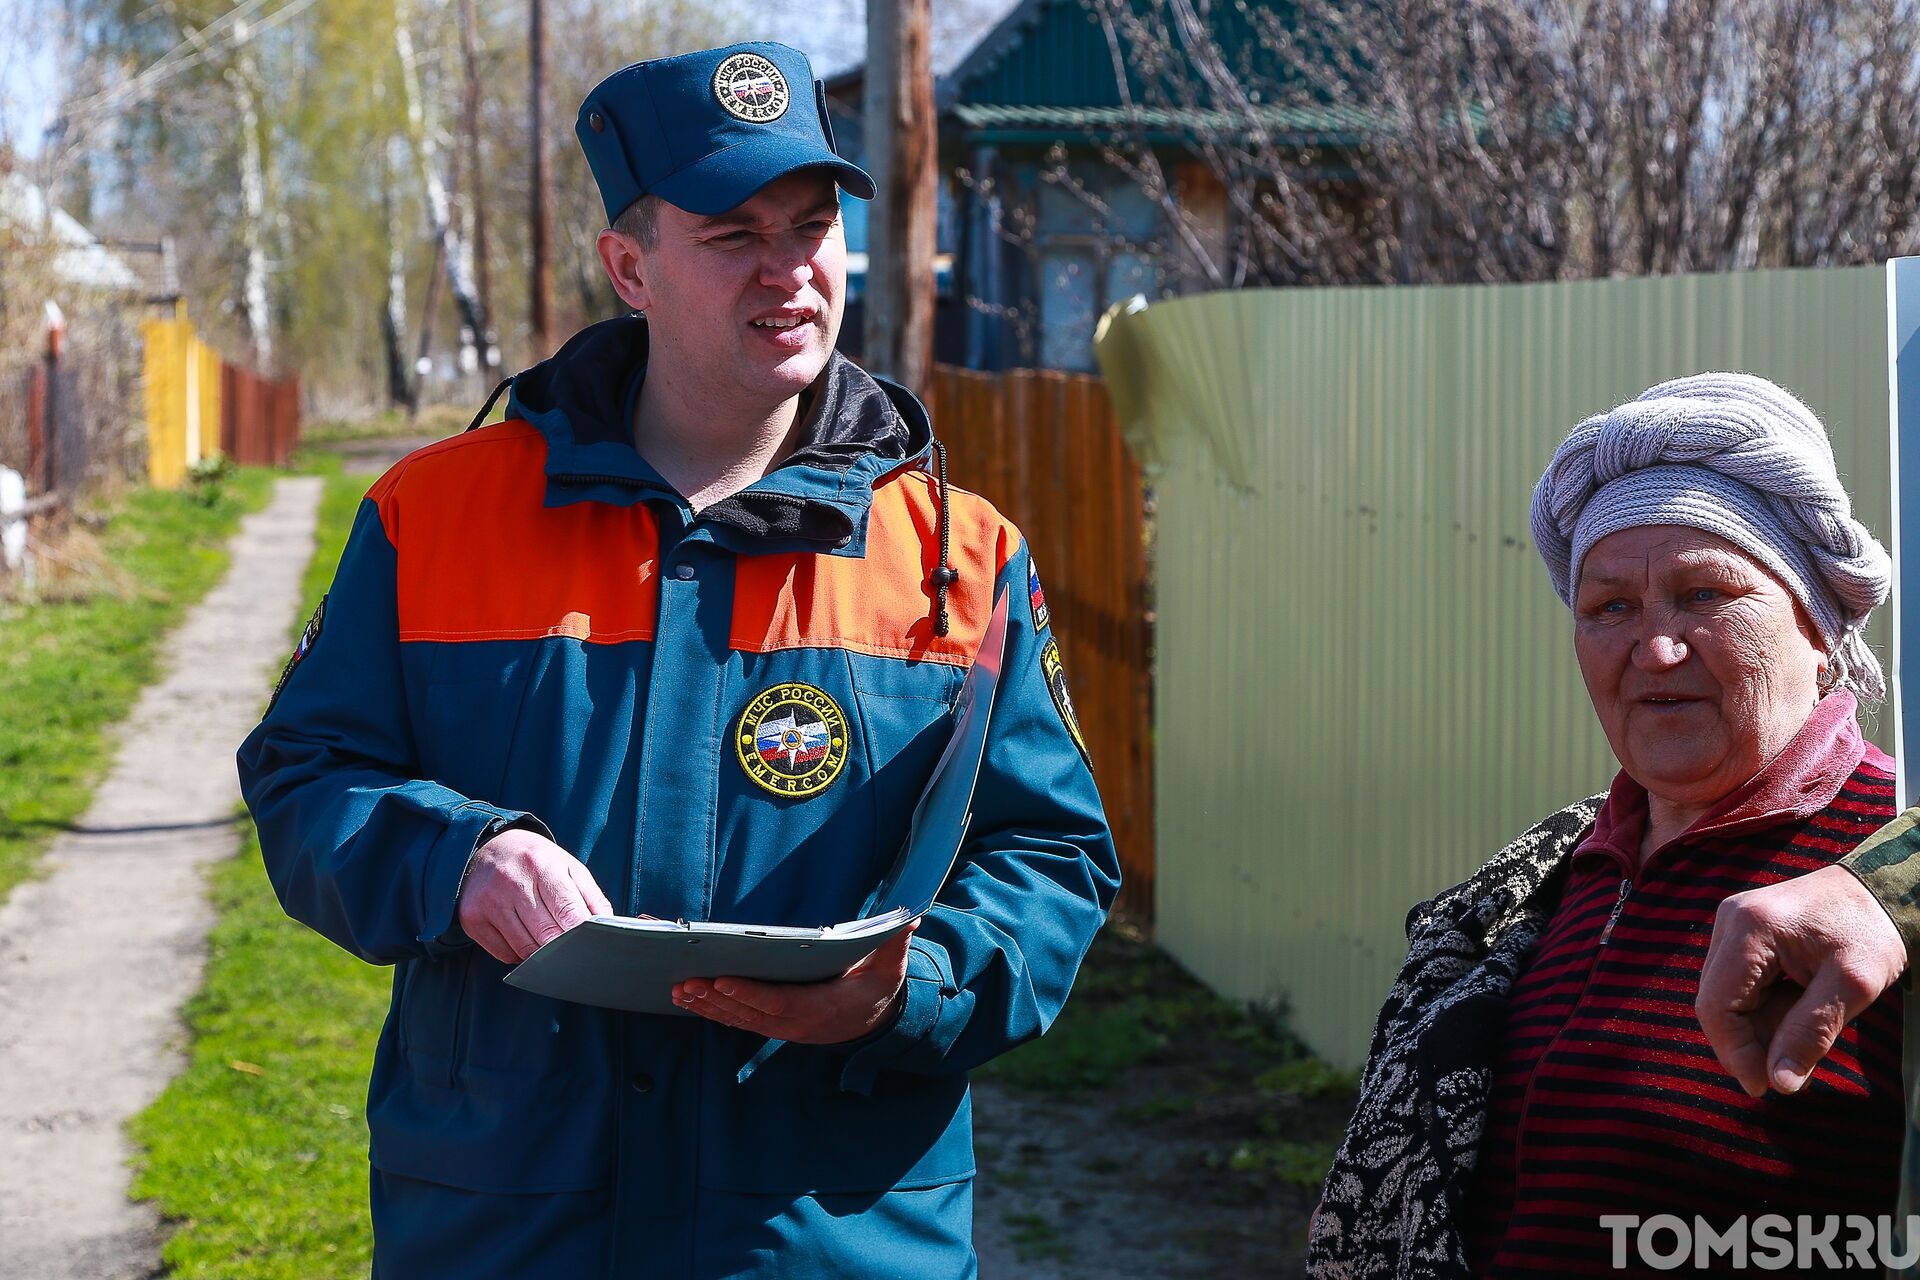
[382, 137, 413, 408]
[225, 21, 274, 369]
[394, 0, 485, 383]
[1069, 0, 1920, 287]
[457, 0, 498, 377]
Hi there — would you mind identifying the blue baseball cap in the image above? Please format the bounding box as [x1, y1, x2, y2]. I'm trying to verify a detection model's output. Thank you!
[577, 41, 876, 224]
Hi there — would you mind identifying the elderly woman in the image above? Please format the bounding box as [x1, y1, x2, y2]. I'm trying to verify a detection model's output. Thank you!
[1308, 373, 1905, 1277]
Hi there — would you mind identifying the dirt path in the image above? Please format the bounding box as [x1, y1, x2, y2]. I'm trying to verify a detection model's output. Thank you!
[324, 433, 442, 477]
[967, 924, 1342, 1278]
[0, 477, 321, 1280]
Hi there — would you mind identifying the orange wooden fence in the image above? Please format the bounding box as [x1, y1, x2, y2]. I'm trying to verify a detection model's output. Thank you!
[144, 312, 301, 484]
[220, 364, 300, 466]
[928, 365, 1154, 921]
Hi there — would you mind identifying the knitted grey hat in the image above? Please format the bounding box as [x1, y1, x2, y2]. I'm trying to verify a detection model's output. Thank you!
[1530, 372, 1891, 703]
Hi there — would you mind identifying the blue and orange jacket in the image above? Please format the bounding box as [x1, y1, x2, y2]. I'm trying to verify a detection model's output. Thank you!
[237, 315, 1119, 1276]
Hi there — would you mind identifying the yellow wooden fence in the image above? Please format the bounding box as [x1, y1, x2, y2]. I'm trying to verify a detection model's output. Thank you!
[140, 306, 222, 489]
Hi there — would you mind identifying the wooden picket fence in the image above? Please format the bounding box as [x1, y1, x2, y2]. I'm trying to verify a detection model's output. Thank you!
[928, 365, 1154, 921]
[142, 311, 300, 487]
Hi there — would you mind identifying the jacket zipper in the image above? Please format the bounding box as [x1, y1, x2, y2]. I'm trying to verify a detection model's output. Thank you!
[1599, 878, 1632, 945]
[551, 472, 646, 488]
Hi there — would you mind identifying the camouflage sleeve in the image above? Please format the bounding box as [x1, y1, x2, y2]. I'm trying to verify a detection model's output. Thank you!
[1897, 988, 1920, 1280]
[1840, 806, 1920, 974]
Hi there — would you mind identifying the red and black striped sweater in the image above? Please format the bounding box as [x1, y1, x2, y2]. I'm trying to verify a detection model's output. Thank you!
[1465, 693, 1904, 1276]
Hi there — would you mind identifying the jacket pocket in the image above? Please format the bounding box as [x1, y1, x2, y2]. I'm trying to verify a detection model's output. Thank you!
[847, 655, 964, 892]
[416, 644, 532, 804]
[368, 1048, 614, 1194]
[697, 1036, 975, 1194]
[397, 951, 470, 1088]
[373, 947, 616, 1195]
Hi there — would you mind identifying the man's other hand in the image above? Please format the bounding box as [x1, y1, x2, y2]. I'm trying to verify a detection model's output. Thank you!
[671, 924, 918, 1045]
[456, 827, 613, 965]
[1697, 863, 1906, 1096]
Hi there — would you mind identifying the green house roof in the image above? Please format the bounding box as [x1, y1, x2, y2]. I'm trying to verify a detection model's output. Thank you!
[944, 0, 1297, 110]
[949, 101, 1383, 145]
[938, 0, 1384, 146]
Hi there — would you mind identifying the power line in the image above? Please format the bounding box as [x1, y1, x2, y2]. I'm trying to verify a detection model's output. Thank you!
[96, 0, 277, 110]
[56, 0, 314, 123]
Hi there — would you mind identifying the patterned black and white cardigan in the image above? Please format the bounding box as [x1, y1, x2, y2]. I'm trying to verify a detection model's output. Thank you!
[1306, 796, 1604, 1280]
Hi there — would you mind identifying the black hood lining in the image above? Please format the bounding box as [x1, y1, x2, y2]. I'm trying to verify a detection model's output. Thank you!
[503, 313, 923, 478]
[477, 314, 953, 632]
[778, 349, 916, 474]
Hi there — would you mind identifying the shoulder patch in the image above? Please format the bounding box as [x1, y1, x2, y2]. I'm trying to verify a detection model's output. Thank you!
[271, 595, 326, 711]
[1041, 637, 1090, 771]
[1028, 558, 1051, 632]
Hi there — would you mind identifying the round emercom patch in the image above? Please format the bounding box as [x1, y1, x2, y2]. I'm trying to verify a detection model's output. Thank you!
[712, 52, 790, 123]
[736, 682, 850, 797]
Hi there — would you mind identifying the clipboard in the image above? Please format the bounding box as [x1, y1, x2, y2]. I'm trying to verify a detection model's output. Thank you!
[505, 586, 1012, 1015]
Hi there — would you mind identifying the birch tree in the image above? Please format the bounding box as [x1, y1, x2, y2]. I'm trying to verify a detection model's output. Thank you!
[225, 22, 273, 369]
[393, 0, 482, 385]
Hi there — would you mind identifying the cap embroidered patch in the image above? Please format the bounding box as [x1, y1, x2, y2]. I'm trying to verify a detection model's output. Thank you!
[270, 594, 326, 711]
[737, 682, 850, 797]
[712, 52, 790, 123]
[1041, 638, 1090, 770]
[1028, 560, 1051, 632]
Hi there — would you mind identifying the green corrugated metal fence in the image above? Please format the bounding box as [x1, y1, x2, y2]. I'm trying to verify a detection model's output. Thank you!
[1095, 265, 1895, 1069]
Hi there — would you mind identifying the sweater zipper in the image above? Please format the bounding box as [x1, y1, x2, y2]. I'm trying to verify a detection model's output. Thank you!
[1599, 878, 1632, 945]
[1507, 868, 1634, 1237]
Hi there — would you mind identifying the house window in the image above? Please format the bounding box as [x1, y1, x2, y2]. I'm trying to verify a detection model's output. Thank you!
[1107, 251, 1155, 310]
[1030, 166, 1161, 371]
[1039, 249, 1099, 371]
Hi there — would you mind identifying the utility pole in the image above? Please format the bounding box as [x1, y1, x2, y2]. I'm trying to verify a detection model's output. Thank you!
[863, 0, 936, 396]
[528, 0, 555, 359]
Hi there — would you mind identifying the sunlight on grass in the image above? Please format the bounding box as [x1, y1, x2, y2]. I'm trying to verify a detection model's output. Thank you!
[0, 468, 273, 903]
[129, 466, 383, 1278]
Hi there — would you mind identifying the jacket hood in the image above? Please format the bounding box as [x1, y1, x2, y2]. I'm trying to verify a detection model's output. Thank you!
[500, 313, 933, 552]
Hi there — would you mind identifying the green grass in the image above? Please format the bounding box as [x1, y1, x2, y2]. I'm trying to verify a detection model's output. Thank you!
[1001, 1210, 1071, 1263]
[976, 922, 1357, 1220]
[301, 404, 471, 445]
[128, 824, 388, 1278]
[0, 467, 273, 903]
[1253, 1056, 1360, 1100]
[976, 924, 1308, 1094]
[286, 454, 363, 615]
[129, 464, 383, 1279]
[1209, 1138, 1343, 1196]
[982, 1004, 1167, 1092]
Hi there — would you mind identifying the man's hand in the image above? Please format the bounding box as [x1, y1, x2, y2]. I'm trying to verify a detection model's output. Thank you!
[1696, 864, 1906, 1096]
[672, 924, 918, 1045]
[456, 827, 613, 965]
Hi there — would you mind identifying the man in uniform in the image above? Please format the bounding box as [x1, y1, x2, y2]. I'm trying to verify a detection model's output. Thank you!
[238, 41, 1118, 1279]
